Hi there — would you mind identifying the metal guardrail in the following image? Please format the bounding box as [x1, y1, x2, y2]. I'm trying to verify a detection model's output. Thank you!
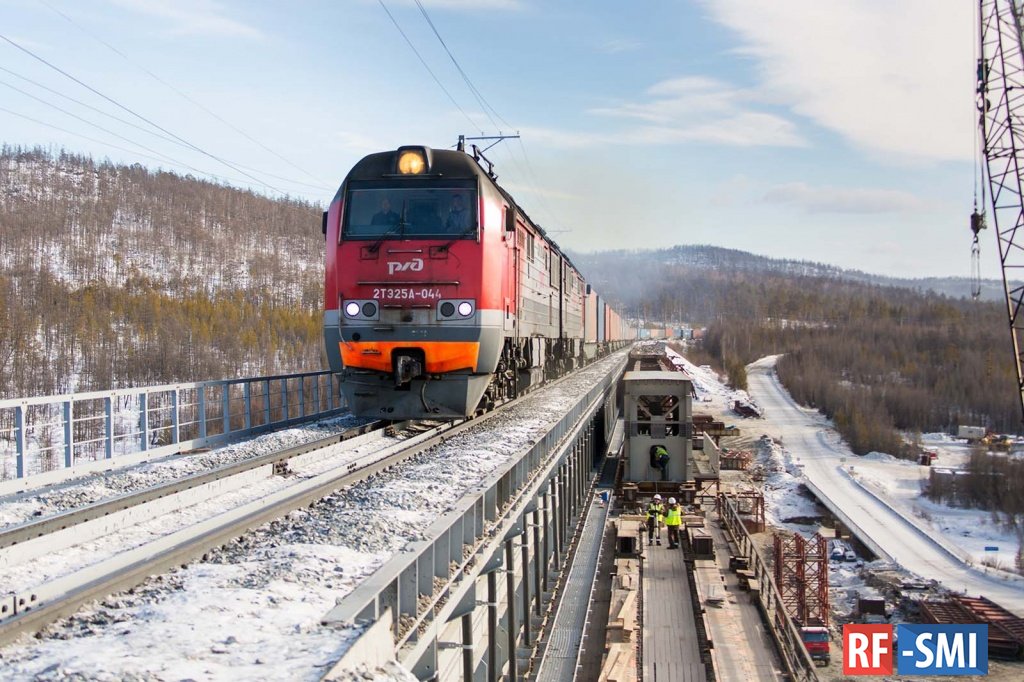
[718, 494, 819, 682]
[321, 358, 626, 679]
[801, 477, 894, 563]
[0, 371, 345, 484]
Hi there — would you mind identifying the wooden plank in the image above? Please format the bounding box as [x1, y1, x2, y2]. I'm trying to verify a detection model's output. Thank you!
[599, 643, 637, 682]
[642, 545, 707, 682]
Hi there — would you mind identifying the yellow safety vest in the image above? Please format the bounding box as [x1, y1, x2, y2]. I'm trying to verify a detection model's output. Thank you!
[646, 503, 664, 521]
[664, 507, 682, 527]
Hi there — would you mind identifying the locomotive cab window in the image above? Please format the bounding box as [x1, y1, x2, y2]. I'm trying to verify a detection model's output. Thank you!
[343, 185, 478, 240]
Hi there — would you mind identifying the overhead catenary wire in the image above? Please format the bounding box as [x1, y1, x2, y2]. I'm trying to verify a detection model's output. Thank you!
[377, 0, 483, 134]
[0, 65, 330, 191]
[412, 0, 513, 133]
[381, 1, 569, 237]
[36, 0, 326, 187]
[0, 31, 290, 195]
[1, 80, 329, 195]
[0, 105, 283, 190]
[0, 78, 201, 171]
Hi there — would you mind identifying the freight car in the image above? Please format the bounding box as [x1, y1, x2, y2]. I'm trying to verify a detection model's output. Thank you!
[322, 144, 633, 419]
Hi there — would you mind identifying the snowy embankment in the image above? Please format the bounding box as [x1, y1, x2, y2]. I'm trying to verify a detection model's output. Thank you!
[0, 353, 625, 681]
[662, 344, 757, 414]
[754, 435, 822, 530]
[746, 355, 1024, 614]
[845, 445, 1021, 573]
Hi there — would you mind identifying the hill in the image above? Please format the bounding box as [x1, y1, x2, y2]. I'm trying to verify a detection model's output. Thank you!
[2, 147, 1017, 447]
[569, 245, 1007, 308]
[0, 146, 325, 398]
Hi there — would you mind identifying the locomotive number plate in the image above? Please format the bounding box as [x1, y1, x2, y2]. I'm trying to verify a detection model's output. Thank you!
[373, 287, 443, 301]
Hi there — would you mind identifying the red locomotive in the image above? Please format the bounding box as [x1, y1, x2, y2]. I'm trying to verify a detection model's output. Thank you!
[323, 144, 633, 419]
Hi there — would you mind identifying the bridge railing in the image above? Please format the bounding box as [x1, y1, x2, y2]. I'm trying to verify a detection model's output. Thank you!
[0, 371, 345, 486]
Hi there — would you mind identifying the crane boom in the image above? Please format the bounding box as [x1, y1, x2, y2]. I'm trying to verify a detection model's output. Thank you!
[978, 0, 1024, 422]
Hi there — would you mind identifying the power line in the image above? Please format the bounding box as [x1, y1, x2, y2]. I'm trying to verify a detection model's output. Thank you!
[513, 138, 571, 234]
[0, 78, 201, 171]
[413, 0, 514, 132]
[0, 79, 326, 194]
[0, 65, 181, 148]
[0, 31, 289, 194]
[0, 104, 276, 189]
[377, 0, 483, 134]
[0, 65, 330, 191]
[37, 0, 325, 186]
[381, 1, 567, 236]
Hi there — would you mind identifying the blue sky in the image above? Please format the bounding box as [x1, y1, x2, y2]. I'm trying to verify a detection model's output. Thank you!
[0, 0, 979, 278]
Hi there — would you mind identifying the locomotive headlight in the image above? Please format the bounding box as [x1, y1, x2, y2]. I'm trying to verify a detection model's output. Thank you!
[436, 299, 474, 321]
[397, 150, 426, 174]
[343, 300, 379, 320]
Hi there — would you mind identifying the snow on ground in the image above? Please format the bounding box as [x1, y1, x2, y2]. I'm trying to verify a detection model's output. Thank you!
[662, 344, 758, 415]
[846, 450, 1021, 573]
[829, 557, 888, 618]
[753, 435, 821, 531]
[746, 355, 1024, 614]
[0, 352, 627, 681]
[0, 413, 373, 529]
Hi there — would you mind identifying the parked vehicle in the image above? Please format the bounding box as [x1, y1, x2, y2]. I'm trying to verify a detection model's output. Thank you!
[957, 425, 986, 442]
[844, 549, 857, 562]
[799, 626, 831, 665]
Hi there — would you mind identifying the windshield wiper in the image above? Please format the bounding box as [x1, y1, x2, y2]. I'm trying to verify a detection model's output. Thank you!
[368, 200, 408, 253]
[439, 223, 478, 251]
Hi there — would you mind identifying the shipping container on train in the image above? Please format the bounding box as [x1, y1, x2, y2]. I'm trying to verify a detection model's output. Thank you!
[323, 145, 632, 419]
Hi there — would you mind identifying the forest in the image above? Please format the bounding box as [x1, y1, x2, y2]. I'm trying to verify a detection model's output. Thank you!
[0, 146, 324, 397]
[4, 148, 1020, 471]
[573, 253, 1022, 459]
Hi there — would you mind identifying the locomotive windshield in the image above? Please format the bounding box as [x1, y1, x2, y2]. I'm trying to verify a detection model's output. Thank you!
[343, 186, 478, 240]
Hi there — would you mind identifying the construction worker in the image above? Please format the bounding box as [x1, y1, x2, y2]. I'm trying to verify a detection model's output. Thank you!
[664, 497, 682, 549]
[645, 494, 665, 546]
[649, 444, 670, 481]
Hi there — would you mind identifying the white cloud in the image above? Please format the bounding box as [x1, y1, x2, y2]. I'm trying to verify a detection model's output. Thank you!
[763, 182, 924, 214]
[109, 0, 264, 39]
[590, 75, 806, 148]
[599, 38, 642, 54]
[703, 0, 974, 163]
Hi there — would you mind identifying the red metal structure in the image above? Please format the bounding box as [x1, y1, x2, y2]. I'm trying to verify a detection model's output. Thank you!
[774, 533, 831, 665]
[323, 145, 634, 418]
[773, 533, 830, 626]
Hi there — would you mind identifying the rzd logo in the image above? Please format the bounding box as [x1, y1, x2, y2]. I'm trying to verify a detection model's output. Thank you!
[843, 623, 988, 676]
[387, 258, 424, 275]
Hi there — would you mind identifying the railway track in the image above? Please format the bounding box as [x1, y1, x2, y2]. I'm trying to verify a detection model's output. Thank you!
[0, 416, 464, 643]
[0, 420, 385, 552]
[0, 365, 601, 649]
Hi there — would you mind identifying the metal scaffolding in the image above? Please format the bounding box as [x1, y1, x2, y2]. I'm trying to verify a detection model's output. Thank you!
[773, 533, 829, 627]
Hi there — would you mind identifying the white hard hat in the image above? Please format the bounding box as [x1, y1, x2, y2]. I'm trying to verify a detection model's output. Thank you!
[653, 494, 662, 500]
[668, 497, 677, 504]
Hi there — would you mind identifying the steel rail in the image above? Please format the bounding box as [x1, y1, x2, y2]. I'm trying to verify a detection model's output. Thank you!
[0, 420, 386, 551]
[0, 366, 594, 647]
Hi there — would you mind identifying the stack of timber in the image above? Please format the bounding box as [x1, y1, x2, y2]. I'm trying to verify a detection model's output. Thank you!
[599, 518, 642, 682]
